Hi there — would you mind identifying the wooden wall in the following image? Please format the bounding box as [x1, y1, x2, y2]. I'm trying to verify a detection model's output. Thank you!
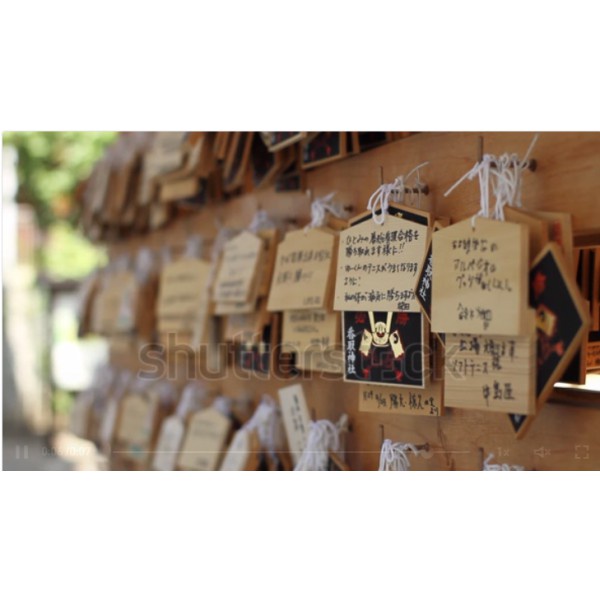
[108, 132, 600, 470]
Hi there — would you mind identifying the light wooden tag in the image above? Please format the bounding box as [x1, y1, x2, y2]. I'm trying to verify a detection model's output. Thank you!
[508, 243, 590, 438]
[116, 391, 159, 453]
[282, 309, 339, 353]
[532, 211, 575, 273]
[268, 228, 337, 311]
[157, 257, 212, 333]
[214, 231, 277, 316]
[256, 229, 280, 297]
[219, 429, 261, 471]
[94, 271, 137, 335]
[215, 297, 258, 316]
[295, 349, 344, 374]
[335, 213, 429, 312]
[432, 217, 529, 335]
[359, 378, 443, 416]
[152, 415, 185, 471]
[177, 407, 232, 470]
[278, 384, 311, 467]
[504, 206, 550, 261]
[139, 132, 186, 205]
[444, 323, 536, 415]
[213, 231, 264, 304]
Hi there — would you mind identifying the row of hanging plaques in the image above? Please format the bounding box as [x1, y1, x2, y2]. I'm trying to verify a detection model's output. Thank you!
[88, 141, 591, 441]
[72, 374, 525, 471]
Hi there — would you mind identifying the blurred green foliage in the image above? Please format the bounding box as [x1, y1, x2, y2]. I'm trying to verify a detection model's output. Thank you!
[3, 131, 116, 279]
[43, 221, 108, 280]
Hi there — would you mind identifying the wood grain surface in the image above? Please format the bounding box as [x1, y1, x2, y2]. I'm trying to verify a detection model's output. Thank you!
[106, 132, 600, 470]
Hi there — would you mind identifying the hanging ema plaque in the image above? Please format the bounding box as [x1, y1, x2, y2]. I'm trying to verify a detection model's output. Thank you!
[509, 243, 590, 438]
[342, 310, 426, 388]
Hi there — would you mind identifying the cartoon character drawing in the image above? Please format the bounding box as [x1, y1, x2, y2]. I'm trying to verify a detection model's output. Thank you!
[359, 311, 405, 359]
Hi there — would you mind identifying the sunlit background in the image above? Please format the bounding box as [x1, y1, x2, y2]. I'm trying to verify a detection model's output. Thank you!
[3, 133, 116, 468]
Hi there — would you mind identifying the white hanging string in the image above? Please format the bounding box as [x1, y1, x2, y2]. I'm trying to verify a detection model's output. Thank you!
[522, 133, 539, 167]
[213, 395, 233, 417]
[160, 244, 172, 266]
[445, 134, 539, 226]
[184, 234, 204, 259]
[294, 419, 341, 471]
[242, 394, 283, 459]
[366, 162, 429, 225]
[335, 413, 350, 461]
[134, 247, 155, 284]
[491, 154, 520, 221]
[483, 453, 525, 471]
[210, 226, 237, 263]
[151, 380, 178, 408]
[445, 155, 493, 227]
[175, 382, 208, 419]
[378, 439, 424, 471]
[367, 179, 401, 225]
[304, 191, 348, 230]
[248, 209, 276, 234]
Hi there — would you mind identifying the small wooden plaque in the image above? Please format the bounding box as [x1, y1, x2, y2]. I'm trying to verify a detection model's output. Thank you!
[213, 231, 264, 304]
[359, 377, 443, 416]
[152, 415, 185, 471]
[157, 257, 212, 334]
[335, 213, 429, 312]
[177, 407, 232, 471]
[219, 429, 261, 471]
[444, 327, 536, 415]
[278, 384, 311, 467]
[282, 309, 339, 353]
[268, 228, 337, 311]
[432, 217, 529, 336]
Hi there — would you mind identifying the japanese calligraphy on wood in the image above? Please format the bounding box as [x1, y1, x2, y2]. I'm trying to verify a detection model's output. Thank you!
[278, 384, 311, 467]
[282, 309, 339, 353]
[335, 214, 428, 312]
[359, 378, 443, 416]
[415, 239, 433, 322]
[268, 228, 337, 311]
[444, 327, 536, 415]
[157, 257, 212, 333]
[213, 231, 264, 304]
[432, 217, 529, 335]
